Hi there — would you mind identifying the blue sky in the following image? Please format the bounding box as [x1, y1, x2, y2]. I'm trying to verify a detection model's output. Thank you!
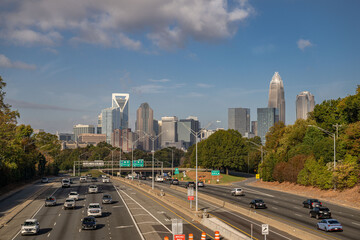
[0, 0, 359, 133]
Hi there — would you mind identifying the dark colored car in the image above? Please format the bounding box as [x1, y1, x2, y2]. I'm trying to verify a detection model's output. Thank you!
[249, 199, 267, 209]
[171, 179, 179, 185]
[185, 181, 195, 188]
[303, 199, 322, 209]
[82, 217, 97, 230]
[310, 207, 331, 219]
[91, 177, 97, 182]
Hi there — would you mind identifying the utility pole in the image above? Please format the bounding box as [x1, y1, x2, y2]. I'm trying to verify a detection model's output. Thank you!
[333, 123, 342, 139]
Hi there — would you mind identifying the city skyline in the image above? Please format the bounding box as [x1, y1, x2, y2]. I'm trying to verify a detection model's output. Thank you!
[1, 1, 359, 133]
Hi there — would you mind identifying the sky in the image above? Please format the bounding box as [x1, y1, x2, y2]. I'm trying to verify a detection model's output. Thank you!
[0, 0, 359, 133]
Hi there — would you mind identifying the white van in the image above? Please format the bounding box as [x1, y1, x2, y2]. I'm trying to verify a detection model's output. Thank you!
[62, 179, 70, 188]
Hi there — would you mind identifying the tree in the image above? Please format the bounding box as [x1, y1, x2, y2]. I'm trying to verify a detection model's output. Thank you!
[333, 154, 359, 190]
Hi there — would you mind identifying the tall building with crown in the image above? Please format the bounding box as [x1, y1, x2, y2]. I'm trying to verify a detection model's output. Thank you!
[296, 91, 315, 120]
[136, 103, 154, 151]
[268, 72, 285, 124]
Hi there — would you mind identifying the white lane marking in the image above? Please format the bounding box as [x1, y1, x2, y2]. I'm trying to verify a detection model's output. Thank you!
[54, 222, 56, 226]
[273, 201, 279, 204]
[79, 229, 81, 232]
[112, 206, 124, 208]
[272, 207, 278, 210]
[295, 214, 302, 217]
[11, 185, 60, 240]
[352, 222, 360, 226]
[114, 184, 145, 240]
[143, 231, 171, 235]
[133, 214, 150, 217]
[119, 189, 172, 233]
[47, 233, 51, 238]
[58, 213, 61, 216]
[137, 221, 160, 225]
[294, 207, 300, 209]
[203, 201, 292, 240]
[157, 211, 166, 214]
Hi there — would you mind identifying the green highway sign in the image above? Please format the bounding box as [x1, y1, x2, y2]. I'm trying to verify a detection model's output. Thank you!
[120, 160, 131, 167]
[174, 168, 179, 174]
[133, 159, 144, 167]
[211, 170, 220, 176]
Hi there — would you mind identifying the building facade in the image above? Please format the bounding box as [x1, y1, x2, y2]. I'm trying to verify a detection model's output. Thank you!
[73, 124, 95, 142]
[136, 103, 154, 151]
[296, 91, 315, 120]
[251, 121, 258, 136]
[78, 133, 106, 145]
[57, 132, 74, 142]
[112, 128, 134, 152]
[177, 116, 200, 149]
[257, 108, 279, 144]
[228, 108, 250, 136]
[160, 116, 178, 148]
[268, 72, 285, 124]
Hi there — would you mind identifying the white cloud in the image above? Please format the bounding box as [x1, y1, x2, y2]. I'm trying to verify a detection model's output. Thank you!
[197, 83, 214, 88]
[132, 84, 166, 94]
[0, 0, 254, 50]
[149, 79, 170, 83]
[297, 39, 313, 51]
[0, 54, 36, 70]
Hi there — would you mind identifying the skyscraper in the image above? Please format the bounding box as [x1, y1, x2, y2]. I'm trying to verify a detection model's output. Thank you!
[160, 116, 178, 148]
[101, 93, 129, 144]
[228, 108, 250, 136]
[177, 116, 200, 149]
[73, 124, 95, 142]
[257, 108, 279, 144]
[296, 91, 315, 120]
[268, 72, 285, 124]
[136, 103, 154, 151]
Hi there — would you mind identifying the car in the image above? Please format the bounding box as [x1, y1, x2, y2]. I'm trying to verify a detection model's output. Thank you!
[101, 175, 107, 178]
[87, 203, 102, 217]
[317, 219, 343, 232]
[102, 194, 112, 204]
[69, 178, 74, 184]
[231, 188, 245, 196]
[91, 177, 97, 182]
[140, 175, 147, 180]
[80, 176, 87, 182]
[21, 219, 40, 235]
[82, 216, 97, 230]
[185, 181, 195, 188]
[310, 207, 331, 219]
[86, 173, 92, 177]
[41, 177, 49, 183]
[250, 199, 267, 209]
[198, 181, 205, 187]
[68, 191, 79, 200]
[62, 179, 70, 188]
[64, 198, 76, 209]
[88, 185, 98, 194]
[45, 196, 57, 206]
[155, 175, 164, 182]
[171, 179, 179, 185]
[303, 199, 322, 209]
[102, 177, 110, 183]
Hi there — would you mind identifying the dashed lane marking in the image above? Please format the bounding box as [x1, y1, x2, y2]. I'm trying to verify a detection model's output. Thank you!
[115, 225, 134, 229]
[54, 222, 56, 226]
[47, 233, 51, 238]
[295, 214, 302, 217]
[272, 207, 278, 210]
[352, 222, 360, 226]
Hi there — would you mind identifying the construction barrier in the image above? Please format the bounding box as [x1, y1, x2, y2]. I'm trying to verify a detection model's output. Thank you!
[189, 233, 194, 240]
[164, 237, 169, 240]
[215, 230, 220, 240]
[201, 232, 206, 240]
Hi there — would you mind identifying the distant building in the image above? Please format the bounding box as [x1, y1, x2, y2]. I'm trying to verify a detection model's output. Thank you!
[57, 132, 74, 142]
[136, 103, 154, 151]
[101, 93, 129, 144]
[177, 116, 200, 149]
[153, 120, 160, 150]
[160, 116, 178, 148]
[97, 113, 102, 134]
[296, 91, 315, 120]
[78, 133, 106, 146]
[228, 108, 250, 136]
[112, 128, 134, 152]
[73, 124, 95, 142]
[251, 121, 258, 136]
[268, 72, 285, 124]
[200, 128, 224, 140]
[257, 108, 279, 144]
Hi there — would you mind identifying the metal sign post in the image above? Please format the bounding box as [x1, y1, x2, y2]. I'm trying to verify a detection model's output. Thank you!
[262, 224, 269, 240]
[172, 219, 183, 240]
[187, 187, 194, 209]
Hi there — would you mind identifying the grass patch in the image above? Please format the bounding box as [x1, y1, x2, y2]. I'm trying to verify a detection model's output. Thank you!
[80, 169, 103, 178]
[185, 170, 246, 185]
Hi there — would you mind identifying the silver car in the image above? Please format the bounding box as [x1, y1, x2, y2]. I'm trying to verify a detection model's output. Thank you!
[88, 185, 98, 194]
[102, 194, 112, 204]
[21, 219, 40, 235]
[231, 188, 245, 196]
[64, 198, 76, 209]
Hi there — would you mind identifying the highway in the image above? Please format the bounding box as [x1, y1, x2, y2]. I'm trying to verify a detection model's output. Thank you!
[0, 177, 215, 240]
[141, 178, 360, 240]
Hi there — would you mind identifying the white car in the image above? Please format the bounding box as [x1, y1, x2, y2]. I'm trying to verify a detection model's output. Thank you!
[62, 179, 70, 188]
[88, 185, 98, 194]
[21, 219, 40, 235]
[102, 177, 110, 183]
[231, 188, 245, 196]
[317, 219, 343, 232]
[68, 191, 79, 200]
[87, 203, 102, 217]
[155, 175, 164, 182]
[64, 198, 76, 209]
[80, 176, 87, 182]
[41, 177, 48, 183]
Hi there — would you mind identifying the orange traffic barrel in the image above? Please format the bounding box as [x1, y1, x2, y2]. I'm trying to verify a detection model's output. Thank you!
[201, 232, 206, 240]
[189, 233, 194, 240]
[215, 231, 220, 240]
[164, 237, 169, 240]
